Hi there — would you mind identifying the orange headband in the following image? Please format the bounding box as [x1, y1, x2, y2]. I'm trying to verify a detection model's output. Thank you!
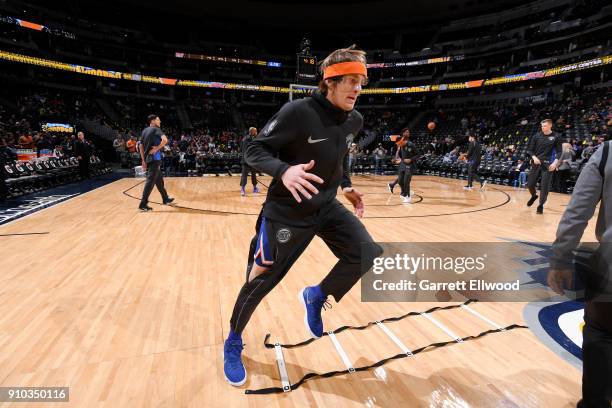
[323, 61, 368, 80]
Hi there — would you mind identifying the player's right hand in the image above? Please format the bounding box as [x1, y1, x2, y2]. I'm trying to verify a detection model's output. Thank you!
[532, 156, 541, 165]
[281, 160, 324, 203]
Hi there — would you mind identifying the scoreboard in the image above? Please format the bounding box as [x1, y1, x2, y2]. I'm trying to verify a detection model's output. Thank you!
[296, 53, 317, 81]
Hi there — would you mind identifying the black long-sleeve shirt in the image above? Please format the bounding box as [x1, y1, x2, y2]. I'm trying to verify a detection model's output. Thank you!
[526, 131, 564, 164]
[73, 140, 91, 158]
[399, 141, 419, 171]
[466, 141, 482, 164]
[245, 91, 362, 226]
[240, 135, 254, 165]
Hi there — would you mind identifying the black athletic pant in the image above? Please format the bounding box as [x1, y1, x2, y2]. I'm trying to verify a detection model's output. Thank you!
[139, 160, 169, 207]
[467, 161, 481, 188]
[79, 156, 90, 179]
[399, 167, 413, 197]
[240, 164, 257, 188]
[527, 163, 553, 206]
[229, 200, 382, 334]
[389, 167, 400, 188]
[579, 318, 612, 407]
[556, 169, 570, 194]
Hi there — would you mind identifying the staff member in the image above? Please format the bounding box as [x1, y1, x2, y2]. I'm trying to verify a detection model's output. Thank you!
[73, 131, 91, 179]
[526, 119, 564, 214]
[138, 114, 174, 211]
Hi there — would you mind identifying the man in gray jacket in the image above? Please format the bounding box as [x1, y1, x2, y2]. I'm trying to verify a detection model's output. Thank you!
[548, 141, 611, 407]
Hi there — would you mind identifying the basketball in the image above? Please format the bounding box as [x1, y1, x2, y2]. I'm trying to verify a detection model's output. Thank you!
[427, 122, 436, 130]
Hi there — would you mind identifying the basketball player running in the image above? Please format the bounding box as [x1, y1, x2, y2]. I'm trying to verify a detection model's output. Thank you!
[223, 45, 381, 386]
[463, 133, 486, 191]
[526, 119, 563, 214]
[239, 127, 260, 196]
[138, 114, 174, 211]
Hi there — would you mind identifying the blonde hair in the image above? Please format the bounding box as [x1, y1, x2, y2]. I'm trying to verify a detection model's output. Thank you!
[318, 45, 367, 94]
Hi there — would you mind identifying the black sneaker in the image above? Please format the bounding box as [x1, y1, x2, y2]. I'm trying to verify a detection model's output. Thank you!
[139, 205, 153, 212]
[536, 205, 543, 214]
[527, 195, 538, 207]
[163, 197, 175, 205]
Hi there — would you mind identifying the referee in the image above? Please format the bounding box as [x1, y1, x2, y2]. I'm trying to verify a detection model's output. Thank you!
[222, 45, 382, 387]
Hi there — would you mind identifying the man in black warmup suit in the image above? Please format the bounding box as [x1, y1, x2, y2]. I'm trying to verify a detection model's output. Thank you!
[387, 130, 409, 194]
[463, 133, 486, 191]
[397, 128, 419, 203]
[138, 114, 174, 211]
[223, 45, 381, 387]
[239, 127, 260, 196]
[526, 119, 564, 214]
[73, 131, 91, 179]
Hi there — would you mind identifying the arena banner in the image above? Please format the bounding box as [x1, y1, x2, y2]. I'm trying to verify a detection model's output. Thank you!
[0, 49, 609, 94]
[367, 55, 464, 69]
[42, 123, 74, 133]
[38, 149, 53, 158]
[16, 149, 37, 161]
[175, 52, 282, 68]
[0, 14, 76, 39]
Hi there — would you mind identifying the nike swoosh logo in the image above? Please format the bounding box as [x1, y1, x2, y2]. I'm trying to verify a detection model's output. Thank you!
[308, 136, 328, 144]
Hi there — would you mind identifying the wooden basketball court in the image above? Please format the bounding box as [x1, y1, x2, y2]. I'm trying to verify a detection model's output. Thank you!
[0, 175, 591, 407]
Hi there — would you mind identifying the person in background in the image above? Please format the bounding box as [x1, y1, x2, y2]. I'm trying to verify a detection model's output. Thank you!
[239, 127, 260, 196]
[373, 143, 386, 175]
[138, 114, 174, 212]
[556, 142, 576, 193]
[348, 142, 358, 175]
[126, 136, 137, 154]
[73, 131, 91, 179]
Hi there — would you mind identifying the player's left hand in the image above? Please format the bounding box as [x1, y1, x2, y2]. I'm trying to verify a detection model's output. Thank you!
[547, 268, 573, 295]
[548, 163, 557, 172]
[344, 189, 365, 218]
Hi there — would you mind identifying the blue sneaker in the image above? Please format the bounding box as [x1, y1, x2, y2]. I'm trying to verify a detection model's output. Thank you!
[253, 186, 260, 194]
[223, 337, 246, 386]
[240, 187, 246, 197]
[299, 286, 330, 339]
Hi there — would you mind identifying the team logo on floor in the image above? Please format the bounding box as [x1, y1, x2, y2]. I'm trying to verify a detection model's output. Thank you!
[516, 241, 584, 368]
[0, 194, 77, 225]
